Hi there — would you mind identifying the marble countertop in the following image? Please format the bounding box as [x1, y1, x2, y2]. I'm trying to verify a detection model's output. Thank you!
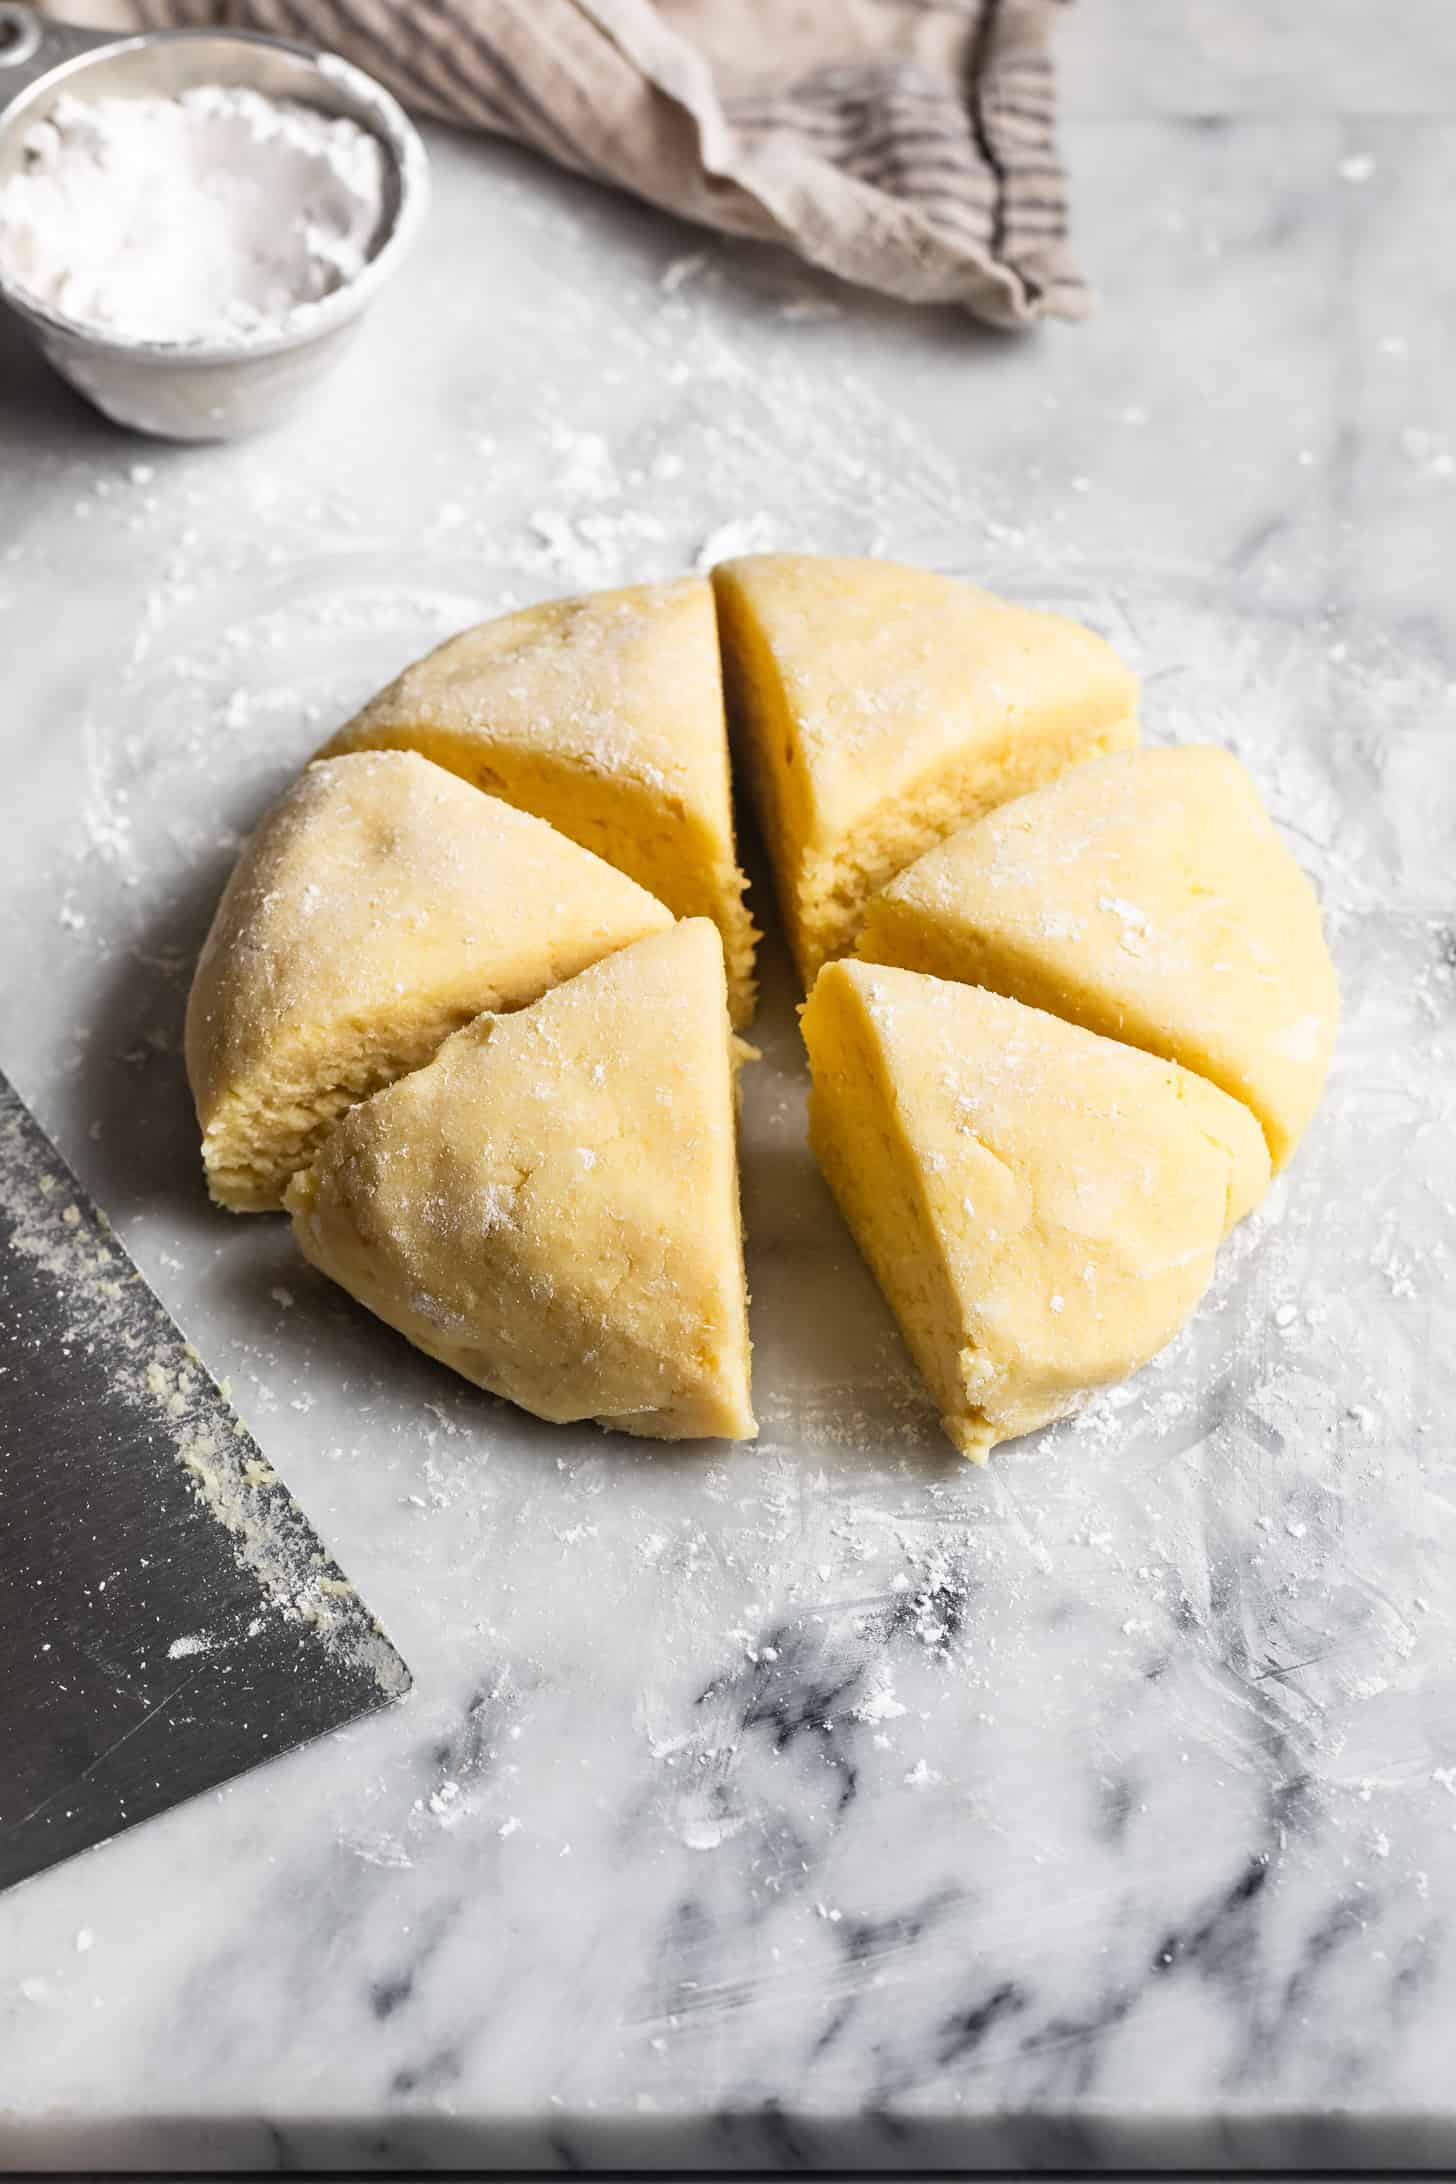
[2, 2, 1455, 2168]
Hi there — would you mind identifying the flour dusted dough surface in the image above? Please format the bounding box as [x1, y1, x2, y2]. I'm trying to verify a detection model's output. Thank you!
[802, 962, 1269, 1459]
[319, 578, 758, 1026]
[185, 749, 672, 1212]
[285, 922, 756, 1443]
[185, 555, 1320, 1458]
[712, 553, 1139, 989]
[858, 745, 1337, 1170]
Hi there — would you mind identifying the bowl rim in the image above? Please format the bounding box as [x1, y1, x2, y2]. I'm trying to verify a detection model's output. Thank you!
[0, 24, 430, 365]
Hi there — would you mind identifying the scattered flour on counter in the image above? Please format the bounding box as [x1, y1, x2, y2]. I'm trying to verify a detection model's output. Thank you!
[853, 1665, 908, 1723]
[678, 1809, 746, 1851]
[525, 506, 670, 590]
[693, 513, 780, 571]
[547, 423, 618, 501]
[6, 138, 1454, 1988]
[0, 87, 384, 346]
[18, 210, 1452, 1772]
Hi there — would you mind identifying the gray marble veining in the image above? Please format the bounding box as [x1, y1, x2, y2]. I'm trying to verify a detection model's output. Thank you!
[1, 4, 1454, 2167]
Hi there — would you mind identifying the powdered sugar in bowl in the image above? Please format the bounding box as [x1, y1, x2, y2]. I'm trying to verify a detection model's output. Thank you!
[0, 4, 427, 440]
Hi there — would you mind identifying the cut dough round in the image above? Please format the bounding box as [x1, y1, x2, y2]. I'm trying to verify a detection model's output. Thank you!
[858, 745, 1337, 1170]
[802, 961, 1269, 1460]
[185, 750, 673, 1213]
[318, 578, 758, 1026]
[182, 550, 1318, 1458]
[712, 552, 1139, 989]
[285, 921, 756, 1442]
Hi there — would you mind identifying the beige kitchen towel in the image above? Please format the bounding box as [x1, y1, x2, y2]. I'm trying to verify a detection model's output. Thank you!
[51, 0, 1088, 328]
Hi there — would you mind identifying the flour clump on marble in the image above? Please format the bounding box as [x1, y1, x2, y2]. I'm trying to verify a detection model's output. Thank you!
[0, 86, 384, 345]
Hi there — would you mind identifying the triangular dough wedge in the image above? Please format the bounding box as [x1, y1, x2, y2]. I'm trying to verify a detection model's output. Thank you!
[802, 963, 1268, 1460]
[318, 579, 758, 1025]
[712, 553, 1138, 987]
[284, 922, 756, 1443]
[858, 745, 1337, 1170]
[186, 750, 672, 1213]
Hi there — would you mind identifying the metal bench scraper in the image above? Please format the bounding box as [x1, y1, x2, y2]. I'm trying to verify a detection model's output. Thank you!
[0, 1070, 411, 1895]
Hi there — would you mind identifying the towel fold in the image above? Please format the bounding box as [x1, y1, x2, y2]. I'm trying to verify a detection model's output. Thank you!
[49, 0, 1089, 328]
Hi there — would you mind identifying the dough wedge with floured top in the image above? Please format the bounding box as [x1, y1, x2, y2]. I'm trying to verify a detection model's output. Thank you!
[802, 962, 1268, 1460]
[319, 578, 758, 1025]
[185, 749, 672, 1212]
[858, 745, 1336, 1171]
[285, 921, 756, 1442]
[712, 552, 1138, 988]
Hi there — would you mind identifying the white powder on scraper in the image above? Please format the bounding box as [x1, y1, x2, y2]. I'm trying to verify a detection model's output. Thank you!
[0, 86, 384, 346]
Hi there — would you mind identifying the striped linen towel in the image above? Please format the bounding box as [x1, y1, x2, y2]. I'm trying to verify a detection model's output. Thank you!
[55, 0, 1088, 328]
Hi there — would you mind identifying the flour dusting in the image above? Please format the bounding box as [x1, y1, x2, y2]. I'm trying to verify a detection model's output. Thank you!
[0, 87, 384, 346]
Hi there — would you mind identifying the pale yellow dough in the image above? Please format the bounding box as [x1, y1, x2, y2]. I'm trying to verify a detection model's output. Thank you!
[185, 750, 672, 1212]
[284, 922, 756, 1443]
[802, 963, 1269, 1459]
[858, 745, 1337, 1170]
[318, 578, 758, 1025]
[712, 553, 1139, 988]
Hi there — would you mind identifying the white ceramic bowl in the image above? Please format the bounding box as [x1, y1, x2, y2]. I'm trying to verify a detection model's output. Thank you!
[0, 3, 429, 440]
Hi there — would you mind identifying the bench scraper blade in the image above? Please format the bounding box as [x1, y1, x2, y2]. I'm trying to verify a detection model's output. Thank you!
[0, 1071, 411, 1896]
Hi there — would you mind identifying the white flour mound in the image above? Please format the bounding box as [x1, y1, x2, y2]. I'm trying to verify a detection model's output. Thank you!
[0, 86, 384, 345]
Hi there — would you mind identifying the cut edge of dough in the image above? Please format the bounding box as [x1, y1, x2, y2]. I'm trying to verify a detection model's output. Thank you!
[711, 564, 816, 985]
[200, 1000, 482, 1212]
[712, 563, 1139, 988]
[861, 889, 1295, 1163]
[283, 923, 758, 1443]
[795, 711, 1139, 982]
[802, 968, 1005, 1462]
[802, 964, 1270, 1462]
[318, 726, 760, 1027]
